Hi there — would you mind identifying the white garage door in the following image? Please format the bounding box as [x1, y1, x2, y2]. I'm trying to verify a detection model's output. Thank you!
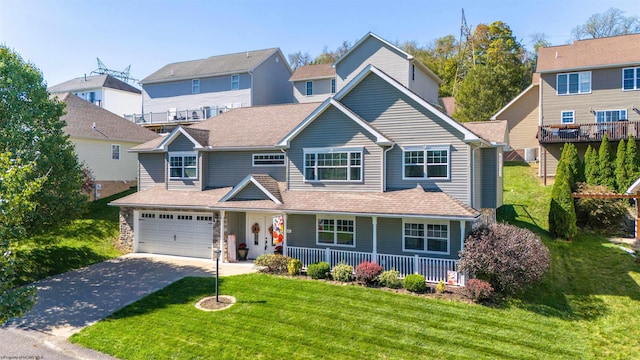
[138, 212, 214, 259]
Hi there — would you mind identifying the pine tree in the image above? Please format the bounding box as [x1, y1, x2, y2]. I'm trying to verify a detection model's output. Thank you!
[598, 134, 615, 189]
[584, 145, 599, 185]
[549, 160, 578, 240]
[615, 139, 627, 192]
[626, 135, 640, 184]
[565, 143, 583, 186]
[557, 144, 574, 189]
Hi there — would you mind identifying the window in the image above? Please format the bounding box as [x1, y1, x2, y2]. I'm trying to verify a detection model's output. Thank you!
[561, 111, 575, 124]
[595, 109, 627, 123]
[330, 78, 336, 94]
[557, 71, 591, 95]
[304, 148, 362, 182]
[317, 216, 355, 247]
[111, 144, 120, 160]
[253, 153, 285, 166]
[306, 81, 313, 96]
[623, 67, 640, 91]
[403, 146, 450, 180]
[403, 221, 449, 254]
[231, 74, 239, 90]
[412, 64, 415, 81]
[169, 152, 198, 179]
[192, 79, 200, 94]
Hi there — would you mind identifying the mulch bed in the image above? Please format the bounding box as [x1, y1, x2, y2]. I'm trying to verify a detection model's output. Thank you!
[195, 295, 236, 311]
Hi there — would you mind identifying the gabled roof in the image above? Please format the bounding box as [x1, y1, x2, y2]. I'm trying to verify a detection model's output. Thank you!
[131, 102, 321, 152]
[220, 174, 283, 204]
[333, 32, 441, 84]
[537, 33, 640, 73]
[55, 93, 158, 143]
[277, 98, 393, 148]
[462, 120, 508, 146]
[48, 74, 141, 94]
[289, 64, 336, 81]
[334, 65, 483, 143]
[155, 126, 206, 151]
[141, 48, 289, 84]
[490, 82, 539, 120]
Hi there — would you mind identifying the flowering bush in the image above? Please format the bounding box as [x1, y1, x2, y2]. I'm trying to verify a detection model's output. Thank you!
[458, 223, 550, 294]
[354, 261, 383, 286]
[462, 279, 494, 302]
[379, 270, 402, 289]
[332, 263, 353, 282]
[238, 243, 247, 249]
[403, 274, 427, 293]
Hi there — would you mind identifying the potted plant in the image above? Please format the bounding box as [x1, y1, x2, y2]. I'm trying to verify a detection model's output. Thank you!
[237, 243, 249, 261]
[274, 245, 283, 255]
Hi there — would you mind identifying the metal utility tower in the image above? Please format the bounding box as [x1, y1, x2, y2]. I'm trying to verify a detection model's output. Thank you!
[452, 8, 473, 97]
[90, 58, 138, 83]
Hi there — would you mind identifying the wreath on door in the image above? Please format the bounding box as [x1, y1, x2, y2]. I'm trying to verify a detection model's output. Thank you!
[251, 223, 260, 234]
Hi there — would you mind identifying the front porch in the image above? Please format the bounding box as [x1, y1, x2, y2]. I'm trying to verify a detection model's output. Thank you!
[286, 246, 464, 286]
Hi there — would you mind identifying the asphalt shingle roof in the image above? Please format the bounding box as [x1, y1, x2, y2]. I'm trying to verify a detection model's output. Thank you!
[462, 120, 508, 145]
[289, 64, 336, 81]
[48, 75, 141, 94]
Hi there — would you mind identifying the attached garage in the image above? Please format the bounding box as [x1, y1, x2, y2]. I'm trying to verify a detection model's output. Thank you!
[137, 211, 214, 259]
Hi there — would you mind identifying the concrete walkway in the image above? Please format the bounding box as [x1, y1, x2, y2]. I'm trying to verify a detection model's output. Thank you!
[1, 254, 256, 359]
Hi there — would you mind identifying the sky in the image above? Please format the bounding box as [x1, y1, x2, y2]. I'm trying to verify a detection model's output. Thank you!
[1, 0, 639, 87]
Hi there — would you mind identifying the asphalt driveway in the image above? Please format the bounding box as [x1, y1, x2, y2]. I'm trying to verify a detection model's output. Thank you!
[1, 254, 256, 359]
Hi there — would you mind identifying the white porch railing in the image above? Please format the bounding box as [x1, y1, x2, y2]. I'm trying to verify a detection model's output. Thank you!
[287, 246, 465, 286]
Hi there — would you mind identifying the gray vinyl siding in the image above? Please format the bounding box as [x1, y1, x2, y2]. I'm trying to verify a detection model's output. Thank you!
[408, 65, 440, 105]
[138, 153, 165, 190]
[336, 36, 409, 91]
[540, 67, 640, 127]
[251, 52, 293, 105]
[376, 217, 402, 254]
[340, 73, 470, 204]
[473, 147, 483, 209]
[285, 214, 316, 247]
[480, 148, 497, 209]
[206, 151, 285, 188]
[288, 106, 383, 192]
[167, 134, 197, 151]
[141, 73, 252, 114]
[226, 211, 246, 240]
[234, 183, 271, 200]
[293, 79, 333, 103]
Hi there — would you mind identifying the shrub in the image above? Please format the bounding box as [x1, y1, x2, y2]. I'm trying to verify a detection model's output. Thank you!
[332, 263, 353, 282]
[626, 135, 640, 183]
[615, 139, 627, 193]
[462, 279, 495, 302]
[354, 261, 383, 286]
[584, 145, 599, 185]
[403, 274, 427, 293]
[458, 222, 550, 294]
[633, 240, 640, 264]
[379, 270, 402, 289]
[549, 161, 577, 240]
[254, 254, 291, 274]
[598, 134, 615, 189]
[575, 183, 628, 232]
[307, 262, 330, 279]
[287, 259, 303, 276]
[435, 280, 446, 293]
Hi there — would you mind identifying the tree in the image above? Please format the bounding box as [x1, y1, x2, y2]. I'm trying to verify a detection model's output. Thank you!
[615, 139, 627, 192]
[584, 145, 599, 185]
[0, 46, 86, 233]
[287, 51, 313, 70]
[626, 135, 640, 185]
[528, 33, 551, 73]
[549, 161, 578, 240]
[572, 7, 640, 40]
[564, 142, 583, 186]
[313, 41, 352, 65]
[403, 35, 460, 97]
[598, 134, 615, 189]
[557, 143, 575, 188]
[0, 153, 45, 322]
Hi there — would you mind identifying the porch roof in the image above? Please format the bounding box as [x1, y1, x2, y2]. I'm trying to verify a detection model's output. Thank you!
[110, 183, 480, 220]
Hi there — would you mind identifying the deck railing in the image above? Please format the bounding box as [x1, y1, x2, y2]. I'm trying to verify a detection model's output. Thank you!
[538, 120, 640, 143]
[124, 106, 230, 125]
[286, 246, 464, 286]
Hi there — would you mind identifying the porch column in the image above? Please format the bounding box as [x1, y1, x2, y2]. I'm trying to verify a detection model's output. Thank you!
[283, 213, 288, 256]
[371, 216, 378, 263]
[219, 210, 226, 263]
[460, 221, 465, 253]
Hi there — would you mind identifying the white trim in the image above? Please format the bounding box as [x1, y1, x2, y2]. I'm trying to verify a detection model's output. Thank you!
[303, 147, 363, 183]
[561, 110, 575, 124]
[626, 177, 640, 194]
[219, 175, 282, 204]
[277, 98, 393, 148]
[622, 67, 640, 91]
[133, 209, 140, 253]
[594, 108, 628, 122]
[315, 215, 356, 248]
[491, 83, 538, 120]
[401, 218, 450, 255]
[219, 210, 226, 263]
[158, 126, 204, 150]
[252, 153, 285, 167]
[401, 145, 451, 180]
[556, 71, 591, 95]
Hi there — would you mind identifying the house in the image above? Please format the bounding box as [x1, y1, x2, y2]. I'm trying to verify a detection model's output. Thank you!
[49, 74, 142, 118]
[110, 34, 505, 286]
[57, 93, 159, 198]
[535, 34, 640, 177]
[491, 74, 540, 161]
[290, 64, 337, 103]
[132, 48, 293, 132]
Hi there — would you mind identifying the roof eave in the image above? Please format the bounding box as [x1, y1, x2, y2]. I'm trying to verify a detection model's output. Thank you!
[537, 61, 640, 74]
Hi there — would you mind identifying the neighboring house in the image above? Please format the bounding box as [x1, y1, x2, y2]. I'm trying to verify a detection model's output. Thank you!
[535, 34, 640, 177]
[491, 74, 540, 161]
[57, 93, 159, 198]
[49, 74, 142, 118]
[133, 48, 293, 131]
[290, 64, 337, 103]
[111, 61, 505, 286]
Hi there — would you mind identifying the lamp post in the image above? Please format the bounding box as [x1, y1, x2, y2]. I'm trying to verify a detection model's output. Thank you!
[213, 249, 222, 302]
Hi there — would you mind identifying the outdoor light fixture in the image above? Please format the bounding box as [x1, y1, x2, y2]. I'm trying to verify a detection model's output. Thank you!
[213, 249, 222, 302]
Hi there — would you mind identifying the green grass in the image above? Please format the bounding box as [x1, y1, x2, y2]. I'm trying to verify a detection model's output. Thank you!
[70, 164, 640, 359]
[13, 189, 134, 284]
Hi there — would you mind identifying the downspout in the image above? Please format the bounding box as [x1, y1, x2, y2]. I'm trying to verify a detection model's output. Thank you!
[281, 147, 289, 190]
[249, 71, 254, 106]
[383, 144, 395, 192]
[471, 144, 480, 209]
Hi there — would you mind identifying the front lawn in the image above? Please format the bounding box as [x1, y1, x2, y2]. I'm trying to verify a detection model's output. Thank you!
[13, 189, 133, 284]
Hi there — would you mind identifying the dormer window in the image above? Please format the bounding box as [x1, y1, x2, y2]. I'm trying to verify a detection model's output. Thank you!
[169, 152, 198, 179]
[557, 71, 591, 95]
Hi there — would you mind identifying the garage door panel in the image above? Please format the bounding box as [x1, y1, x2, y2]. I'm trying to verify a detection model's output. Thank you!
[138, 211, 213, 259]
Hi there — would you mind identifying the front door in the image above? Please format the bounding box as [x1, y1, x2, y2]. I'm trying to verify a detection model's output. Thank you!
[246, 213, 275, 259]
